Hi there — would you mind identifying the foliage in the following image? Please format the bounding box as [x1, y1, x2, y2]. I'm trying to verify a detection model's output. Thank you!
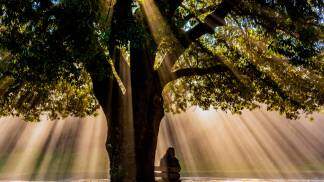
[0, 0, 323, 121]
[0, 0, 105, 120]
[164, 0, 324, 118]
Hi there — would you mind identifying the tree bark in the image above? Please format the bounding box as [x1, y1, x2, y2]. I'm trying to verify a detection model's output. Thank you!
[101, 0, 138, 179]
[131, 45, 165, 182]
[88, 47, 164, 182]
[87, 51, 137, 182]
[88, 0, 174, 180]
[107, 49, 137, 182]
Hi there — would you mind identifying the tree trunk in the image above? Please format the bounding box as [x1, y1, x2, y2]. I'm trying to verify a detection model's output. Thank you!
[90, 47, 164, 182]
[131, 46, 164, 182]
[134, 101, 164, 182]
[88, 50, 137, 182]
[107, 49, 137, 182]
[88, 0, 166, 180]
[100, 0, 138, 180]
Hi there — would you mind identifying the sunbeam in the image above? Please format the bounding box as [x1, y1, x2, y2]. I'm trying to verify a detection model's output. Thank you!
[156, 108, 324, 179]
[0, 108, 323, 180]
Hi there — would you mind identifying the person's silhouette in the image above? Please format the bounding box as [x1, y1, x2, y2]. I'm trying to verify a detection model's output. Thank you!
[160, 147, 181, 182]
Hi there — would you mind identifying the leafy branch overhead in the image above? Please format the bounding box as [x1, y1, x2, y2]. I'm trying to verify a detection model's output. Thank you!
[0, 0, 323, 121]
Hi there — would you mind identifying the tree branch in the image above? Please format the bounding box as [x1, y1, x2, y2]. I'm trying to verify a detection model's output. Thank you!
[185, 0, 242, 41]
[174, 64, 230, 78]
[85, 52, 113, 112]
[155, 0, 184, 19]
[152, 0, 242, 88]
[186, 23, 214, 42]
[153, 0, 236, 48]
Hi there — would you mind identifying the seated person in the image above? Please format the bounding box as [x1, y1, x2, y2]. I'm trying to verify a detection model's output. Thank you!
[160, 147, 181, 182]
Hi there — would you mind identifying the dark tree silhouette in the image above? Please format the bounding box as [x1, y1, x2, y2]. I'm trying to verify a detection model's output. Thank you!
[0, 0, 323, 181]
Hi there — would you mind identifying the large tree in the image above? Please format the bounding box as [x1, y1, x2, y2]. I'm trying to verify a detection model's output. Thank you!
[0, 0, 323, 181]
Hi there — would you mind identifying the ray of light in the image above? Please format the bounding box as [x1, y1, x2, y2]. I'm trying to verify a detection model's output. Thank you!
[33, 120, 67, 180]
[0, 108, 324, 180]
[71, 114, 108, 179]
[0, 116, 107, 180]
[139, 0, 184, 85]
[2, 118, 55, 179]
[156, 108, 324, 179]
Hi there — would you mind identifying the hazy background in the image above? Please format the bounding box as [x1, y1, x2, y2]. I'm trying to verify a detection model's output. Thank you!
[0, 107, 324, 180]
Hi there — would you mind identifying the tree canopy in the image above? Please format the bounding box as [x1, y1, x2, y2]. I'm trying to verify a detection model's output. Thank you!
[0, 0, 323, 121]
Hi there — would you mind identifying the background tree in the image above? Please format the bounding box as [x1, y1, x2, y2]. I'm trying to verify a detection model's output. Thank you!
[0, 0, 323, 181]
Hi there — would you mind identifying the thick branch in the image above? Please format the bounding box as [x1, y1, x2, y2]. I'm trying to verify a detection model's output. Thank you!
[186, 23, 214, 42]
[153, 0, 242, 88]
[153, 0, 232, 48]
[156, 0, 241, 78]
[174, 64, 230, 78]
[155, 0, 184, 19]
[186, 0, 242, 41]
[85, 53, 112, 113]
